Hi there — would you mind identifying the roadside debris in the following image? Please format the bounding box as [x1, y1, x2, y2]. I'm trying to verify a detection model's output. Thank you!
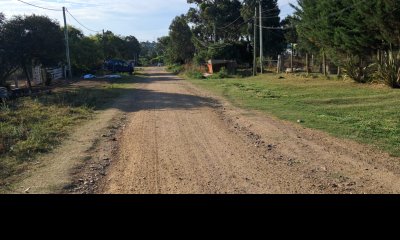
[83, 74, 96, 79]
[104, 75, 122, 79]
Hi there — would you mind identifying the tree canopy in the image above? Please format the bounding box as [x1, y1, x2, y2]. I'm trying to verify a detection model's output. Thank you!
[0, 14, 64, 88]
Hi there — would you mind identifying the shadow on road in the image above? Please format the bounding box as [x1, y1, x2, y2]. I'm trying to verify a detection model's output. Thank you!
[34, 73, 217, 114]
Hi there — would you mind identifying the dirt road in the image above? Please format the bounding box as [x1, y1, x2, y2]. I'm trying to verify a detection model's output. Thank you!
[99, 67, 400, 194]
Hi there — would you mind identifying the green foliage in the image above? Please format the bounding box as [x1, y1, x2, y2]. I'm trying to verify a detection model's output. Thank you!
[167, 64, 184, 74]
[68, 27, 103, 75]
[342, 56, 375, 83]
[208, 67, 230, 79]
[139, 41, 157, 66]
[0, 14, 64, 87]
[293, 0, 400, 84]
[168, 15, 195, 64]
[186, 70, 204, 79]
[374, 51, 400, 88]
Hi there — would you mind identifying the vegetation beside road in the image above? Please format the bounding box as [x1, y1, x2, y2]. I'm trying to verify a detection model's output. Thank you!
[187, 73, 400, 157]
[0, 75, 136, 189]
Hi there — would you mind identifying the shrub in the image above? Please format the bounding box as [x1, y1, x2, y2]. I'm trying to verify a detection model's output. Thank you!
[208, 67, 230, 79]
[374, 50, 400, 88]
[342, 56, 375, 83]
[167, 64, 184, 74]
[186, 70, 204, 79]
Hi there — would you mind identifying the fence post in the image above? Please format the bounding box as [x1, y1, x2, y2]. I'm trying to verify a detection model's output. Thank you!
[277, 55, 281, 73]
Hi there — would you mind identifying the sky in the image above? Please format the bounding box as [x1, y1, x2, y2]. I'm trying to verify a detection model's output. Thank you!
[1, 0, 296, 42]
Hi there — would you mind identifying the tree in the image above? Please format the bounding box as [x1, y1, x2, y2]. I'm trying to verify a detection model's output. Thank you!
[187, 0, 244, 43]
[139, 41, 157, 65]
[0, 13, 20, 87]
[123, 36, 141, 61]
[293, 0, 381, 81]
[1, 15, 64, 90]
[241, 0, 286, 58]
[155, 36, 171, 64]
[168, 15, 195, 64]
[67, 26, 104, 74]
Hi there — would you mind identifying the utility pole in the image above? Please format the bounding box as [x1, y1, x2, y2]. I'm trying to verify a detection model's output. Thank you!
[62, 7, 72, 79]
[259, 0, 263, 74]
[253, 6, 257, 76]
[214, 22, 217, 44]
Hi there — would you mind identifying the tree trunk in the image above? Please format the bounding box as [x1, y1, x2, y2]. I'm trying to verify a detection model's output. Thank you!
[311, 54, 314, 72]
[23, 65, 32, 93]
[337, 66, 341, 77]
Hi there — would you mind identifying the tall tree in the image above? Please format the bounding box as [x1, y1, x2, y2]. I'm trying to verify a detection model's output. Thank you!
[123, 36, 141, 61]
[187, 0, 244, 43]
[168, 15, 195, 64]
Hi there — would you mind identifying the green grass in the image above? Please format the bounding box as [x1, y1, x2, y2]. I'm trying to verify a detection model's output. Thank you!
[0, 75, 136, 187]
[187, 73, 400, 157]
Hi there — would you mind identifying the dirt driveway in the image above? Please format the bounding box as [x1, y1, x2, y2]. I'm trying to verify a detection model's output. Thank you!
[96, 67, 400, 194]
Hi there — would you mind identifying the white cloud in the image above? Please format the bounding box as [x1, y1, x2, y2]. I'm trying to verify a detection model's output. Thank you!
[1, 0, 295, 41]
[1, 0, 190, 40]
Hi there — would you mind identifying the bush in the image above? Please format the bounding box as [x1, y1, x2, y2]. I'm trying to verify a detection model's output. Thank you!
[374, 50, 400, 88]
[343, 56, 375, 83]
[208, 67, 230, 79]
[186, 70, 204, 79]
[167, 64, 184, 74]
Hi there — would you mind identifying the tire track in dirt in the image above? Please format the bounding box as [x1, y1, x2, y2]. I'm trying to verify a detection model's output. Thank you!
[100, 67, 400, 194]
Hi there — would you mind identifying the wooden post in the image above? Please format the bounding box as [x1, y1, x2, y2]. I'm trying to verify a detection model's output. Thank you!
[290, 43, 294, 73]
[322, 51, 327, 76]
[277, 55, 281, 73]
[311, 54, 314, 72]
[305, 53, 309, 75]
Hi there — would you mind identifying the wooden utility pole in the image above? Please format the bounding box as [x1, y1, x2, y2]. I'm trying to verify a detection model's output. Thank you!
[62, 7, 72, 79]
[214, 22, 217, 44]
[253, 6, 257, 76]
[259, 0, 263, 74]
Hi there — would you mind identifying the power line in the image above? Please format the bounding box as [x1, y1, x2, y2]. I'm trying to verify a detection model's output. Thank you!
[217, 16, 242, 30]
[65, 8, 101, 33]
[254, 24, 284, 30]
[16, 0, 62, 12]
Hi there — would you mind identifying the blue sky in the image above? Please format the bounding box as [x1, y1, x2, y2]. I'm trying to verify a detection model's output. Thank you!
[1, 0, 296, 41]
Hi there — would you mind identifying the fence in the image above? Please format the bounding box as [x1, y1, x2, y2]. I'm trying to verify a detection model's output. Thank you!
[46, 67, 64, 80]
[260, 53, 340, 75]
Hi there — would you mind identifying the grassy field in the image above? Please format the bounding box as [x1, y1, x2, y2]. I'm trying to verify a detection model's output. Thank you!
[0, 75, 136, 187]
[187, 73, 400, 157]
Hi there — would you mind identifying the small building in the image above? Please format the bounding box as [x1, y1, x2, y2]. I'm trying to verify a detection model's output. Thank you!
[207, 59, 237, 74]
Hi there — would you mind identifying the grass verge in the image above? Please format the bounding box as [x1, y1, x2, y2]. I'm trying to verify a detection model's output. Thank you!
[186, 73, 400, 157]
[0, 75, 136, 189]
